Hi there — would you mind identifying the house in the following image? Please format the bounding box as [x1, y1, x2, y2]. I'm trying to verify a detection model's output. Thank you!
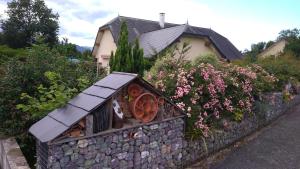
[29, 72, 185, 168]
[258, 39, 288, 58]
[92, 13, 243, 67]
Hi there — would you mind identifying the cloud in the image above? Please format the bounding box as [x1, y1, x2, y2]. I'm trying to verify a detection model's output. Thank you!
[0, 1, 8, 19]
[0, 0, 299, 50]
[74, 11, 109, 22]
[45, 0, 297, 50]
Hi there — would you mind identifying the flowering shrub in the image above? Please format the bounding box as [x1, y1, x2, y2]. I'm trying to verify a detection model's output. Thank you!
[146, 54, 277, 139]
[234, 53, 299, 91]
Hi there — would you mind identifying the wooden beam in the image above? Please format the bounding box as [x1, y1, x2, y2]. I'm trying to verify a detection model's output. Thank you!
[108, 98, 113, 129]
[85, 115, 93, 136]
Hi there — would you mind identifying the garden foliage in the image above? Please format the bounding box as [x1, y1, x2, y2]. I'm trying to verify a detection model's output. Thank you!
[235, 53, 300, 91]
[0, 44, 102, 135]
[17, 71, 90, 119]
[0, 44, 103, 167]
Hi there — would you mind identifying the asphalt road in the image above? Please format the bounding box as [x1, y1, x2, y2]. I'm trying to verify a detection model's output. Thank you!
[212, 104, 300, 169]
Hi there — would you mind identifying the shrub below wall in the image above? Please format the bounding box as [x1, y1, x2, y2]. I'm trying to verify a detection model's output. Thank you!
[145, 54, 278, 139]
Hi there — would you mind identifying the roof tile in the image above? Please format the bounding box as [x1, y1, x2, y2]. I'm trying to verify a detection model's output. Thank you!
[68, 93, 105, 111]
[29, 116, 68, 143]
[94, 73, 137, 89]
[48, 104, 89, 127]
[83, 85, 115, 98]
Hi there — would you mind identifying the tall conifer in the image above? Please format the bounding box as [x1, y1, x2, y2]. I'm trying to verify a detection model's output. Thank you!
[109, 21, 144, 76]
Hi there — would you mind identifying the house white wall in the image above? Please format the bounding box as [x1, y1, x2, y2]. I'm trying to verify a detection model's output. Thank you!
[258, 40, 287, 58]
[174, 36, 222, 60]
[95, 29, 117, 67]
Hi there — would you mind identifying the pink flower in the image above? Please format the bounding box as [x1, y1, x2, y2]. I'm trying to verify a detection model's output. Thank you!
[207, 83, 217, 97]
[213, 110, 220, 119]
[201, 70, 209, 80]
[203, 103, 210, 109]
[176, 102, 186, 111]
[191, 98, 197, 104]
[239, 100, 244, 107]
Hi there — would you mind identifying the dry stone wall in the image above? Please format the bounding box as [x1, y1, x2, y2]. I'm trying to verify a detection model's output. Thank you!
[45, 118, 185, 169]
[182, 93, 300, 166]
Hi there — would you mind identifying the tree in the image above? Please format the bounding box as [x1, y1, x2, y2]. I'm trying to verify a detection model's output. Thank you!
[251, 42, 266, 54]
[110, 21, 131, 72]
[55, 38, 80, 58]
[265, 40, 275, 49]
[132, 39, 144, 76]
[285, 38, 300, 58]
[277, 28, 300, 41]
[0, 32, 3, 45]
[243, 41, 266, 62]
[276, 28, 300, 58]
[1, 0, 59, 48]
[109, 21, 144, 76]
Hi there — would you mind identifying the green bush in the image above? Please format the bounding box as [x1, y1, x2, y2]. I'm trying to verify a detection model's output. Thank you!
[234, 52, 300, 91]
[284, 39, 300, 58]
[256, 54, 300, 90]
[193, 54, 219, 66]
[0, 44, 103, 167]
[0, 45, 26, 64]
[16, 71, 88, 119]
[0, 44, 102, 135]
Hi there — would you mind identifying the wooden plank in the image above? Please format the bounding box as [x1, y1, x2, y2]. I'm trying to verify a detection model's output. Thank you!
[108, 98, 113, 129]
[85, 115, 93, 136]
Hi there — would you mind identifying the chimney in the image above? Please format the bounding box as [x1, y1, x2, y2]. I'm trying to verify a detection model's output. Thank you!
[159, 13, 165, 28]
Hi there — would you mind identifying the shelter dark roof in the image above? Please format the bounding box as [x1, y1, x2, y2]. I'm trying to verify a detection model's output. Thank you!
[29, 72, 183, 143]
[96, 16, 243, 60]
[29, 72, 138, 142]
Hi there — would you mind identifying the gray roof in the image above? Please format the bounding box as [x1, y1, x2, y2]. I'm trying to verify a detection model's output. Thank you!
[95, 16, 243, 60]
[29, 72, 138, 142]
[140, 25, 188, 57]
[99, 16, 177, 44]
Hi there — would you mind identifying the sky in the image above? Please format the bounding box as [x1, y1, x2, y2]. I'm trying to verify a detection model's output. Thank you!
[0, 0, 300, 51]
